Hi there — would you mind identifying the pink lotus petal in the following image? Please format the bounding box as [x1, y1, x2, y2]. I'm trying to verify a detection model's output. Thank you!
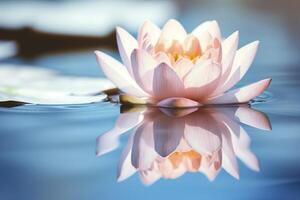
[131, 122, 158, 170]
[192, 31, 213, 52]
[159, 161, 187, 179]
[155, 52, 171, 66]
[211, 31, 239, 96]
[131, 49, 157, 94]
[152, 115, 185, 157]
[231, 127, 260, 171]
[153, 63, 185, 99]
[221, 31, 239, 74]
[235, 107, 272, 131]
[140, 166, 161, 185]
[117, 134, 137, 182]
[220, 41, 260, 93]
[184, 60, 221, 100]
[116, 27, 138, 76]
[156, 19, 187, 49]
[213, 105, 270, 132]
[138, 20, 161, 50]
[173, 57, 194, 79]
[199, 150, 222, 181]
[159, 107, 198, 117]
[96, 110, 144, 156]
[183, 35, 202, 59]
[95, 51, 149, 97]
[157, 97, 200, 108]
[221, 122, 240, 179]
[192, 20, 221, 41]
[161, 19, 187, 41]
[202, 37, 222, 63]
[208, 78, 271, 104]
[214, 111, 259, 172]
[184, 112, 222, 155]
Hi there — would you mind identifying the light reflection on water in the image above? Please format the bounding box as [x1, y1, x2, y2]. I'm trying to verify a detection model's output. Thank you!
[96, 105, 271, 185]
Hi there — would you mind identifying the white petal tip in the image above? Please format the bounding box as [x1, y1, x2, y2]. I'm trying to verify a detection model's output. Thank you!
[253, 166, 260, 172]
[231, 171, 240, 180]
[116, 176, 125, 182]
[233, 31, 239, 37]
[94, 50, 104, 58]
[262, 78, 272, 87]
[167, 18, 180, 24]
[211, 20, 218, 24]
[251, 40, 260, 48]
[116, 26, 124, 32]
[95, 151, 104, 157]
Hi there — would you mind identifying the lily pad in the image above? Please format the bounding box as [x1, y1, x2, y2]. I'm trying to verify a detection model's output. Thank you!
[0, 65, 115, 105]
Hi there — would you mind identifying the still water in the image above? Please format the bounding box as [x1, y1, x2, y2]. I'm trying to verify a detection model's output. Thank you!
[1, 1, 300, 200]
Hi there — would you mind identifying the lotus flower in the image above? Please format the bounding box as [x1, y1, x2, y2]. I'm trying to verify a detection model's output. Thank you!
[96, 105, 271, 185]
[95, 19, 271, 108]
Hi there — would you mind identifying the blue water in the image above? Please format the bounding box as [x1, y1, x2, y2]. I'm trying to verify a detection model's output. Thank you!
[1, 1, 300, 200]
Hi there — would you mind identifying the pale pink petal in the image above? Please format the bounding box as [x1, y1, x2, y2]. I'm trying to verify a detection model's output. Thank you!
[211, 109, 241, 138]
[131, 122, 158, 170]
[219, 41, 260, 92]
[208, 78, 271, 104]
[211, 31, 239, 95]
[157, 97, 200, 108]
[221, 122, 240, 179]
[156, 155, 187, 179]
[153, 63, 185, 99]
[184, 60, 221, 100]
[184, 111, 222, 155]
[183, 35, 202, 59]
[140, 164, 161, 185]
[194, 31, 213, 53]
[159, 107, 198, 117]
[156, 19, 187, 49]
[162, 19, 186, 41]
[196, 37, 222, 63]
[96, 111, 144, 156]
[116, 27, 138, 75]
[152, 114, 185, 157]
[231, 127, 260, 171]
[95, 51, 149, 97]
[117, 134, 137, 182]
[155, 52, 171, 66]
[213, 105, 270, 131]
[159, 161, 186, 179]
[192, 20, 221, 41]
[199, 150, 222, 181]
[138, 20, 161, 49]
[221, 31, 239, 73]
[173, 57, 194, 79]
[216, 111, 259, 172]
[211, 38, 222, 63]
[235, 107, 272, 131]
[131, 49, 157, 94]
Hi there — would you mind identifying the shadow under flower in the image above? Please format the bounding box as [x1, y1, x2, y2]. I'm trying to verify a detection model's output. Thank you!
[96, 105, 271, 185]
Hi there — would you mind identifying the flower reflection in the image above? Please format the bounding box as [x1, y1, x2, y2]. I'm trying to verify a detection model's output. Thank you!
[96, 105, 271, 185]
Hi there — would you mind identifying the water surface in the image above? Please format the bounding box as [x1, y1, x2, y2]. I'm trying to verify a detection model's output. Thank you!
[1, 1, 300, 200]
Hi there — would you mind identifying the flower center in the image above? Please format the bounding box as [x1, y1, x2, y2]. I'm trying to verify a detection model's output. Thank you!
[167, 150, 201, 170]
[154, 36, 202, 64]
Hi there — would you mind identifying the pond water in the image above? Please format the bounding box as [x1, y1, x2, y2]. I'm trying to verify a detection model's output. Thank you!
[1, 1, 300, 200]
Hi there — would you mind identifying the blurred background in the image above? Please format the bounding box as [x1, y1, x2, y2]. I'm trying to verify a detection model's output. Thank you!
[0, 0, 299, 61]
[1, 0, 300, 200]
[1, 0, 300, 111]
